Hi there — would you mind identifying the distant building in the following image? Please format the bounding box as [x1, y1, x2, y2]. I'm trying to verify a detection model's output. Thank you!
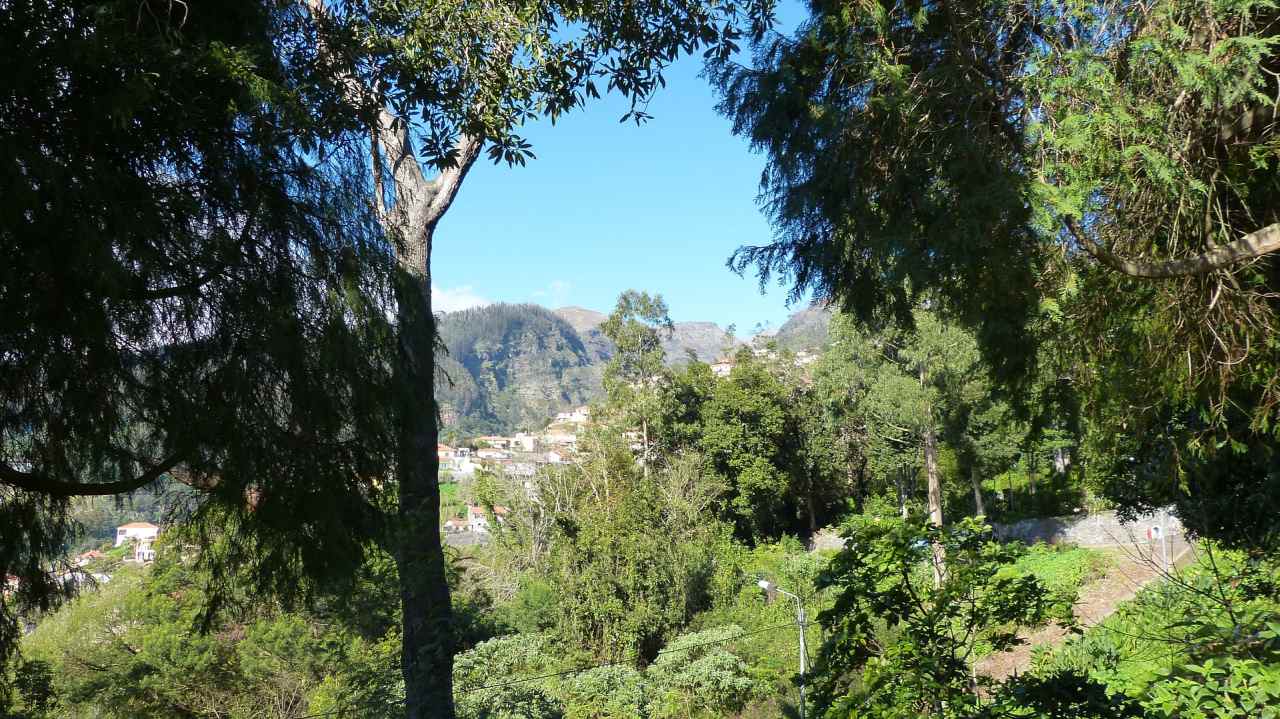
[438, 444, 456, 461]
[710, 359, 734, 378]
[115, 522, 159, 548]
[512, 433, 538, 452]
[553, 406, 592, 425]
[75, 550, 104, 567]
[467, 505, 509, 534]
[116, 522, 159, 563]
[476, 435, 514, 450]
[476, 448, 510, 460]
[506, 462, 537, 478]
[544, 449, 569, 464]
[442, 518, 467, 534]
[541, 428, 578, 447]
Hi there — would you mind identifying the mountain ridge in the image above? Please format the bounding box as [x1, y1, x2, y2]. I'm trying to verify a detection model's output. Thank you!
[437, 302, 827, 435]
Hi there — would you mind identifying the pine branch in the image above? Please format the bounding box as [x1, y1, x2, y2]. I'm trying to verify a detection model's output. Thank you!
[0, 453, 183, 497]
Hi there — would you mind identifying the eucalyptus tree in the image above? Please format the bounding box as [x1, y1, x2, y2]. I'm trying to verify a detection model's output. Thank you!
[713, 0, 1280, 543]
[1, 0, 399, 671]
[599, 290, 676, 476]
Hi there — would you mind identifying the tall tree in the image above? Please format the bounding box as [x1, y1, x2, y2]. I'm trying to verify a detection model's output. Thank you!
[599, 290, 675, 477]
[301, 5, 772, 714]
[0, 0, 398, 668]
[712, 0, 1280, 544]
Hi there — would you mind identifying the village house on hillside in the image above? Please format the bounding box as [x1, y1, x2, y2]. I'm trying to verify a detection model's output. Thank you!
[467, 505, 508, 534]
[554, 406, 591, 425]
[475, 435, 513, 450]
[541, 425, 578, 448]
[115, 522, 159, 563]
[115, 522, 158, 547]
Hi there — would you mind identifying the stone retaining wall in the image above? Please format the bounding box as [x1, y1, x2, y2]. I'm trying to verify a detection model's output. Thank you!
[809, 507, 1184, 551]
[991, 507, 1183, 547]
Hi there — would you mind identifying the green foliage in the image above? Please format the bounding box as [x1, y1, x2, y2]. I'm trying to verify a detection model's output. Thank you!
[699, 352, 801, 539]
[560, 665, 647, 719]
[711, 0, 1044, 383]
[21, 553, 359, 718]
[1009, 544, 1110, 618]
[543, 457, 716, 662]
[812, 514, 1054, 717]
[0, 0, 400, 666]
[713, 0, 1280, 559]
[1032, 547, 1280, 718]
[645, 625, 758, 718]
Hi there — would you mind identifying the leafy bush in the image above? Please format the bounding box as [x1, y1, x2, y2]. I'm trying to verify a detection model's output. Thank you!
[645, 625, 758, 718]
[1005, 542, 1110, 618]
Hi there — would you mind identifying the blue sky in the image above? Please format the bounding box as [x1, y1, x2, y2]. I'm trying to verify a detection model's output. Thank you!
[432, 14, 810, 335]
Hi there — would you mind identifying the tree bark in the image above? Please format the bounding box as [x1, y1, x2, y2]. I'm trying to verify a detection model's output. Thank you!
[381, 127, 480, 719]
[394, 235, 456, 719]
[921, 365, 945, 587]
[924, 425, 946, 587]
[301, 8, 484, 714]
[969, 466, 985, 518]
[0, 454, 183, 497]
[1066, 218, 1280, 279]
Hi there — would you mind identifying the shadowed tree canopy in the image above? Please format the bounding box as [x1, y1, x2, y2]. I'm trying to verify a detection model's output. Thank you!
[712, 0, 1280, 418]
[0, 0, 400, 664]
[712, 0, 1280, 546]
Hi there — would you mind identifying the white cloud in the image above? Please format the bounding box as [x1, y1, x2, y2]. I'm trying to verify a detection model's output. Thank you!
[432, 285, 491, 313]
[531, 279, 572, 307]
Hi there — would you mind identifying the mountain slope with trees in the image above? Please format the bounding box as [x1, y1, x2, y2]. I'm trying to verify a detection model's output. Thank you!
[438, 303, 759, 433]
[436, 304, 603, 435]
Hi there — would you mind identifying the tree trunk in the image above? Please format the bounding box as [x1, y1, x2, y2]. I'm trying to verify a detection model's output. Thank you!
[642, 418, 650, 480]
[919, 363, 945, 586]
[896, 468, 908, 519]
[301, 7, 483, 713]
[969, 467, 985, 518]
[924, 425, 945, 587]
[393, 238, 456, 719]
[807, 483, 818, 536]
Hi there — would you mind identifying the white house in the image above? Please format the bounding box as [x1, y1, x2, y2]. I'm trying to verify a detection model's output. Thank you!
[476, 448, 510, 460]
[116, 522, 159, 563]
[115, 522, 159, 548]
[710, 359, 734, 378]
[512, 432, 538, 452]
[553, 406, 591, 424]
[467, 505, 509, 534]
[506, 462, 537, 478]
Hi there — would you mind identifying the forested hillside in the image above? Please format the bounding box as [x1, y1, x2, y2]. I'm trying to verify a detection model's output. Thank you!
[770, 303, 831, 351]
[438, 304, 754, 434]
[436, 304, 603, 436]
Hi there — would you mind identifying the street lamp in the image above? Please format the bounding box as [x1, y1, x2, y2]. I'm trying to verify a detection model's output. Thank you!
[758, 579, 808, 719]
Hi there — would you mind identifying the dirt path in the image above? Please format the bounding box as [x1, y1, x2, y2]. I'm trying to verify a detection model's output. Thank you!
[976, 539, 1193, 680]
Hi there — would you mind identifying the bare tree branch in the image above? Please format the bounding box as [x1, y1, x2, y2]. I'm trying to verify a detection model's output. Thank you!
[1066, 218, 1280, 278]
[0, 453, 183, 497]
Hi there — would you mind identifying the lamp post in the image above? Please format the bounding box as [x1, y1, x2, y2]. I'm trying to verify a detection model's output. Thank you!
[759, 579, 808, 719]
